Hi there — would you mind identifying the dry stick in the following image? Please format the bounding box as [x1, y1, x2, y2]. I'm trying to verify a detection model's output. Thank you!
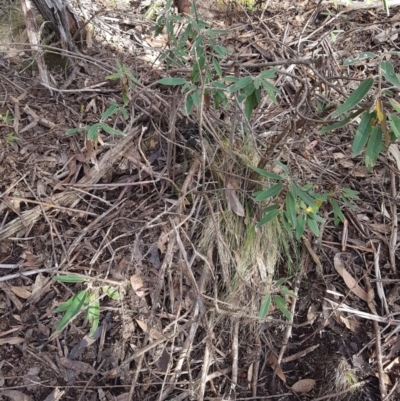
[389, 170, 397, 273]
[272, 270, 303, 387]
[368, 244, 387, 399]
[230, 319, 239, 395]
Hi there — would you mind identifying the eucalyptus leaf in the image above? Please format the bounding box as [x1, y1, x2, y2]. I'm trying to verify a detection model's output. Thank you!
[352, 111, 374, 157]
[249, 165, 284, 180]
[331, 78, 374, 118]
[254, 183, 283, 201]
[365, 126, 383, 169]
[381, 61, 400, 88]
[257, 209, 280, 226]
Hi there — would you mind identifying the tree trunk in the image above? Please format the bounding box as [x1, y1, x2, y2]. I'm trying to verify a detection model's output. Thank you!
[30, 0, 83, 51]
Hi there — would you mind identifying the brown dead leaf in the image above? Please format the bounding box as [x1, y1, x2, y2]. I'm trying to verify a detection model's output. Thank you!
[267, 352, 286, 383]
[136, 320, 164, 340]
[59, 358, 96, 375]
[339, 315, 361, 332]
[225, 180, 245, 217]
[11, 286, 31, 299]
[0, 337, 25, 346]
[307, 304, 318, 325]
[130, 274, 146, 298]
[291, 378, 316, 393]
[0, 390, 33, 401]
[334, 254, 368, 302]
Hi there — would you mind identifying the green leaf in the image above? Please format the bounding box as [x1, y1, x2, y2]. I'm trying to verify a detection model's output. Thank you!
[249, 165, 284, 180]
[352, 111, 374, 156]
[365, 126, 383, 169]
[158, 77, 187, 86]
[259, 68, 278, 79]
[381, 61, 400, 88]
[212, 57, 222, 78]
[66, 127, 86, 135]
[291, 185, 318, 212]
[389, 98, 400, 113]
[273, 296, 291, 320]
[191, 90, 201, 107]
[321, 109, 364, 133]
[257, 209, 280, 227]
[285, 192, 297, 229]
[307, 217, 320, 236]
[101, 124, 125, 136]
[211, 81, 228, 89]
[276, 278, 286, 286]
[184, 95, 194, 115]
[101, 104, 118, 121]
[341, 188, 359, 199]
[228, 76, 253, 93]
[259, 294, 271, 318]
[260, 79, 280, 104]
[343, 52, 376, 66]
[103, 285, 121, 300]
[55, 290, 88, 332]
[295, 214, 306, 240]
[280, 286, 296, 298]
[245, 91, 258, 121]
[86, 297, 100, 335]
[331, 78, 374, 118]
[87, 124, 100, 141]
[254, 183, 283, 201]
[330, 198, 345, 226]
[213, 44, 232, 57]
[262, 204, 279, 213]
[388, 113, 400, 140]
[274, 159, 289, 174]
[54, 275, 86, 283]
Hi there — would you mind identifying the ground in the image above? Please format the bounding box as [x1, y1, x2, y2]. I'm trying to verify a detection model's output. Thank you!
[0, 0, 399, 400]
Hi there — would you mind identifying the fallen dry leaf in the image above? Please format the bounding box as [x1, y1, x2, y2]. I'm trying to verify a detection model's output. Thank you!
[130, 274, 146, 298]
[225, 180, 245, 217]
[11, 286, 31, 299]
[334, 254, 368, 302]
[0, 390, 33, 401]
[136, 320, 164, 340]
[0, 337, 25, 346]
[291, 378, 316, 393]
[267, 352, 286, 383]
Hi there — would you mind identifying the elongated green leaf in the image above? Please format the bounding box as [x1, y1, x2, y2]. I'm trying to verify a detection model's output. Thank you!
[257, 209, 280, 226]
[352, 111, 374, 156]
[307, 217, 320, 236]
[87, 124, 100, 141]
[101, 124, 125, 136]
[249, 165, 284, 180]
[276, 278, 286, 286]
[273, 296, 291, 320]
[295, 214, 306, 240]
[158, 77, 187, 85]
[103, 285, 121, 300]
[388, 113, 400, 140]
[212, 57, 222, 78]
[365, 126, 382, 169]
[381, 61, 400, 88]
[389, 98, 400, 113]
[285, 192, 297, 229]
[291, 185, 318, 212]
[101, 104, 118, 121]
[259, 294, 272, 318]
[321, 109, 364, 132]
[280, 286, 296, 298]
[54, 275, 86, 283]
[211, 81, 227, 89]
[259, 68, 278, 79]
[86, 297, 100, 335]
[262, 204, 279, 213]
[56, 290, 88, 332]
[331, 78, 374, 118]
[66, 127, 86, 135]
[343, 52, 376, 66]
[330, 198, 344, 226]
[245, 91, 258, 121]
[54, 296, 75, 313]
[274, 159, 289, 174]
[254, 183, 283, 201]
[228, 76, 253, 93]
[341, 188, 359, 200]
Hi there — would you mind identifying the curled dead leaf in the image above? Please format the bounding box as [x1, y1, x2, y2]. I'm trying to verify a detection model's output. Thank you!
[291, 378, 316, 393]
